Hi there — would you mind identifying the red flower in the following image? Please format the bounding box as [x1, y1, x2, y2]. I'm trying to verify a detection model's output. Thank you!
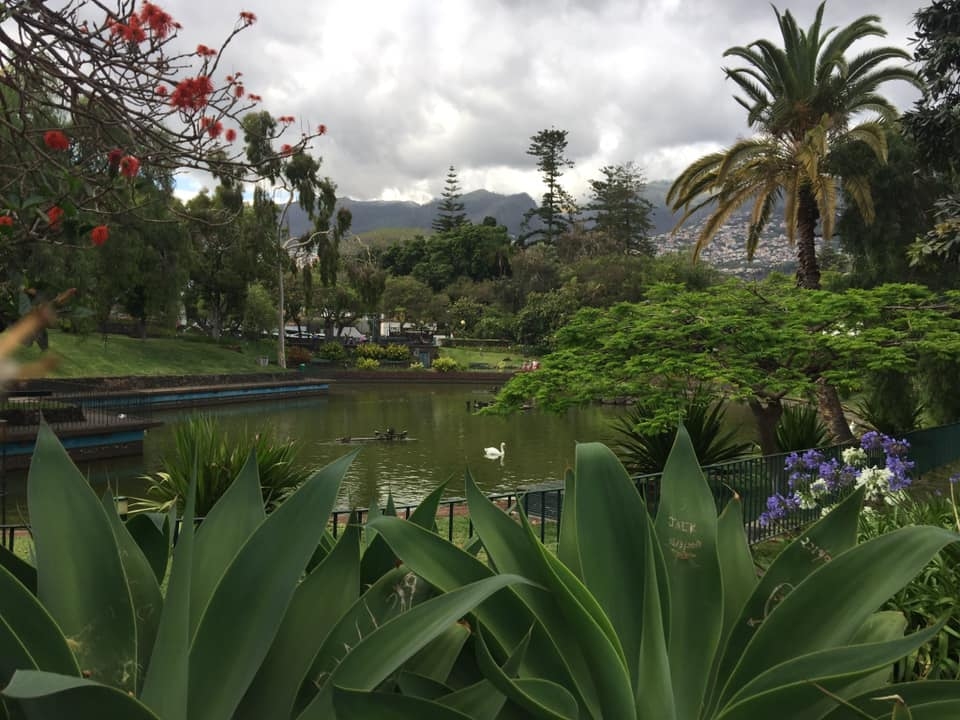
[139, 2, 175, 39]
[119, 155, 141, 178]
[0, 215, 14, 227]
[170, 76, 213, 111]
[317, 124, 327, 135]
[225, 128, 237, 142]
[200, 116, 213, 129]
[107, 148, 124, 166]
[208, 121, 224, 139]
[91, 225, 109, 246]
[155, 85, 168, 96]
[280, 144, 293, 156]
[46, 206, 64, 228]
[122, 15, 147, 43]
[43, 130, 70, 151]
[234, 84, 245, 99]
[196, 44, 217, 57]
[248, 93, 262, 102]
[239, 11, 257, 24]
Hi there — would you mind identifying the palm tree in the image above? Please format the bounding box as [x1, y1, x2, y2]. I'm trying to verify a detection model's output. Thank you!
[668, 2, 919, 290]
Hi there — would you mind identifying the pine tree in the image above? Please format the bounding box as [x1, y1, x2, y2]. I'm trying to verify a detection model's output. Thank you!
[522, 128, 577, 245]
[432, 165, 468, 232]
[587, 162, 655, 255]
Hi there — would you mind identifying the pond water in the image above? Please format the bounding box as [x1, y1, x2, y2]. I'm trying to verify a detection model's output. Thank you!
[3, 382, 641, 515]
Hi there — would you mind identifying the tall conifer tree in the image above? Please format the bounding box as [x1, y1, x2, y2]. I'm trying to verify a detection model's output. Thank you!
[522, 128, 576, 245]
[432, 165, 467, 232]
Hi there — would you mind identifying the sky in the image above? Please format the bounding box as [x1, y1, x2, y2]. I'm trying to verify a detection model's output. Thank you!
[161, 0, 923, 204]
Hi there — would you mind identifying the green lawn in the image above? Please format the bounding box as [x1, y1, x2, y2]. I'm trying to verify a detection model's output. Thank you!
[439, 345, 527, 370]
[14, 330, 284, 378]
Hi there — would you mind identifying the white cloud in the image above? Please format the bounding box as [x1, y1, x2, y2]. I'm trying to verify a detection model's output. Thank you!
[159, 0, 922, 203]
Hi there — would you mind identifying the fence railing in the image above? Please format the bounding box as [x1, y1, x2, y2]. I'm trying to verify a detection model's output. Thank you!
[4, 422, 960, 553]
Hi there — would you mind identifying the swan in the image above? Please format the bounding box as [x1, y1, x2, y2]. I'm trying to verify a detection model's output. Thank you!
[484, 442, 505, 459]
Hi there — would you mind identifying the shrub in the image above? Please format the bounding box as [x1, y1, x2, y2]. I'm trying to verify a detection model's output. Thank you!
[317, 341, 347, 363]
[356, 357, 380, 370]
[380, 343, 413, 361]
[285, 345, 313, 366]
[135, 414, 312, 516]
[408, 361, 424, 370]
[431, 356, 460, 372]
[775, 402, 829, 452]
[354, 342, 384, 359]
[609, 389, 753, 474]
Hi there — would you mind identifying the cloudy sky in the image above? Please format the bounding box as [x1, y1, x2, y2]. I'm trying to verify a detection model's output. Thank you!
[163, 0, 923, 204]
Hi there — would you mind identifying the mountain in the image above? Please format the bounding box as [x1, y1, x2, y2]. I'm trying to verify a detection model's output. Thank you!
[284, 189, 538, 238]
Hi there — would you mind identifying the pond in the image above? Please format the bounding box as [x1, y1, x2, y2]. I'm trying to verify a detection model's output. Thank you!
[3, 382, 639, 515]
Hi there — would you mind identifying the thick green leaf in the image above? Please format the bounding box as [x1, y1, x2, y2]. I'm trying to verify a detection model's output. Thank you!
[404, 621, 470, 683]
[27, 425, 136, 691]
[0, 543, 36, 593]
[300, 575, 533, 719]
[709, 486, 866, 714]
[652, 423, 723, 720]
[100, 491, 163, 694]
[557, 468, 580, 579]
[236, 520, 361, 720]
[397, 671, 452, 699]
[636, 512, 675, 718]
[368, 516, 576, 699]
[188, 450, 355, 720]
[2, 670, 160, 719]
[139, 471, 198, 720]
[0, 563, 78, 682]
[409, 480, 449, 530]
[819, 681, 960, 719]
[189, 449, 265, 638]
[716, 497, 756, 645]
[720, 525, 959, 708]
[571, 442, 650, 693]
[475, 625, 578, 720]
[332, 687, 472, 719]
[124, 514, 171, 584]
[464, 471, 606, 719]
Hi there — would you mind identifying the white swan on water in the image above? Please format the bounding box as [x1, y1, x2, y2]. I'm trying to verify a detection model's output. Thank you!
[483, 442, 505, 459]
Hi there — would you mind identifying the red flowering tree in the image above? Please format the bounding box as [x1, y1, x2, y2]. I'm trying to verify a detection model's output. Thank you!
[0, 0, 330, 330]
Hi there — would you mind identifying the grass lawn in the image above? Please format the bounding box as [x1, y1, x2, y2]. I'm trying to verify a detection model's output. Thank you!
[14, 329, 284, 378]
[439, 345, 528, 370]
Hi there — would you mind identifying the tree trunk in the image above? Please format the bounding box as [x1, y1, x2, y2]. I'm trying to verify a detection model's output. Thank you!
[748, 397, 784, 456]
[815, 377, 854, 444]
[795, 186, 821, 290]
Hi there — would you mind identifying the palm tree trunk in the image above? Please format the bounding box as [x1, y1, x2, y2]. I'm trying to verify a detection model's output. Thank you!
[815, 377, 854, 444]
[748, 398, 783, 456]
[795, 186, 821, 290]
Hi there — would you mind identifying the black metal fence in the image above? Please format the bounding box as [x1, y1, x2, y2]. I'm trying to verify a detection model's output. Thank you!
[4, 422, 960, 554]
[2, 384, 154, 432]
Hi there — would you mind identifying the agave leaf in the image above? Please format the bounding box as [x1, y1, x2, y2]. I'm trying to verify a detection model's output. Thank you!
[436, 678, 507, 720]
[139, 468, 198, 720]
[368, 516, 576, 695]
[189, 449, 265, 638]
[397, 670, 452, 699]
[557, 468, 580, 579]
[474, 625, 578, 720]
[636, 513, 675, 718]
[717, 496, 756, 645]
[0, 543, 36, 593]
[709, 486, 866, 714]
[720, 526, 959, 708]
[716, 623, 946, 720]
[653, 423, 723, 720]
[300, 575, 534, 719]
[188, 450, 356, 720]
[819, 681, 960, 719]
[408, 479, 449, 530]
[464, 470, 607, 718]
[27, 425, 136, 692]
[235, 518, 362, 720]
[2, 670, 160, 719]
[99, 492, 163, 694]
[332, 687, 472, 719]
[124, 513, 171, 583]
[404, 621, 470, 683]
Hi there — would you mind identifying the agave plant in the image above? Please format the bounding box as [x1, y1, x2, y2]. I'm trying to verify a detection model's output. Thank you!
[368, 426, 960, 718]
[0, 425, 527, 719]
[776, 402, 830, 452]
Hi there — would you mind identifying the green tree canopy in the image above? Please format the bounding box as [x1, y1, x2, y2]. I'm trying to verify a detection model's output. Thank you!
[586, 162, 654, 255]
[432, 165, 467, 232]
[521, 128, 577, 246]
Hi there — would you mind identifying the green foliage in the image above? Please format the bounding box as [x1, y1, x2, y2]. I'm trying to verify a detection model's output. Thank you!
[136, 415, 312, 516]
[242, 282, 277, 335]
[856, 371, 925, 436]
[431, 356, 460, 372]
[356, 357, 380, 370]
[355, 343, 414, 362]
[318, 341, 348, 363]
[858, 490, 960, 681]
[585, 162, 655, 255]
[512, 287, 579, 353]
[522, 128, 577, 245]
[432, 166, 467, 233]
[285, 345, 312, 366]
[775, 403, 830, 453]
[609, 391, 754, 474]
